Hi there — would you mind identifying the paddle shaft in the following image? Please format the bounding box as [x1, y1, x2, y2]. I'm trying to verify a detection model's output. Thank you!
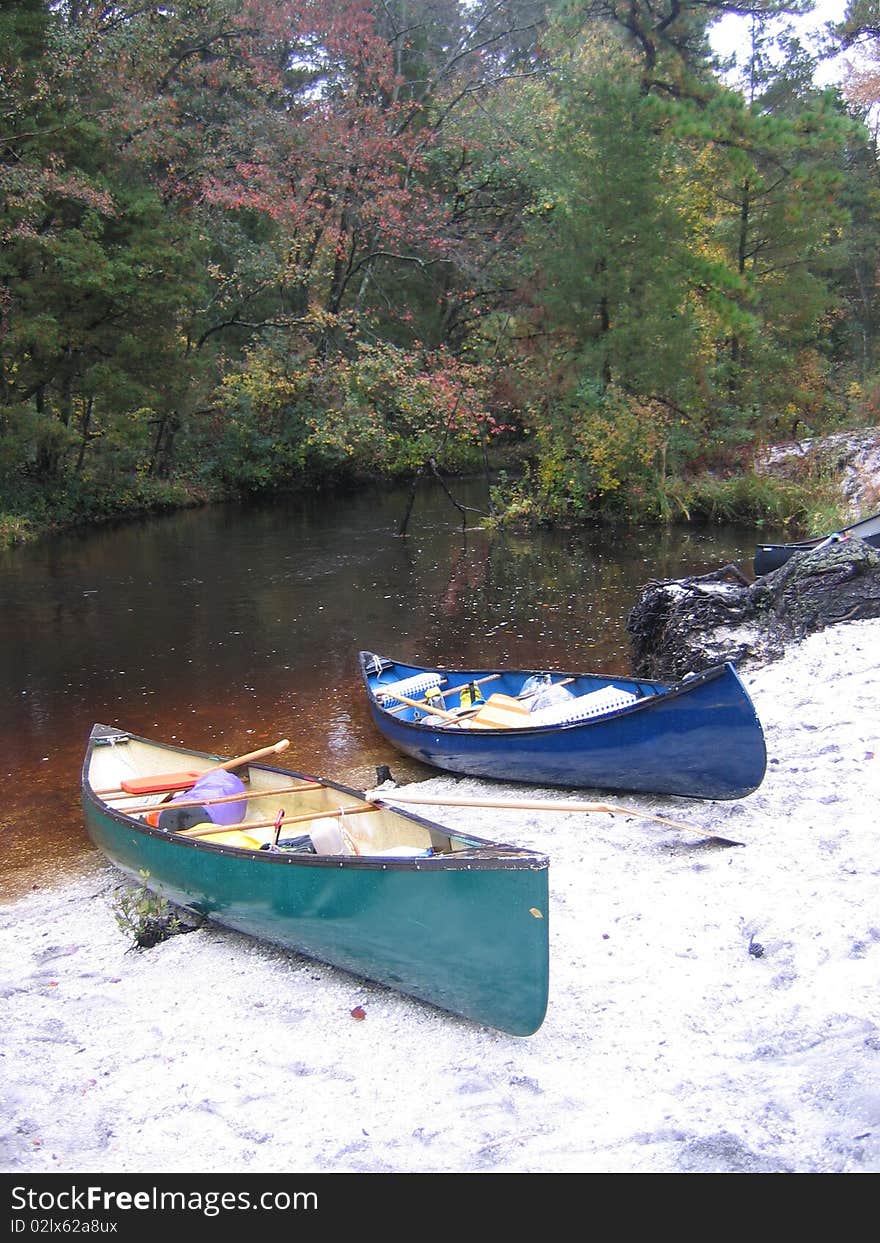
[385, 672, 501, 715]
[117, 783, 321, 816]
[177, 803, 378, 838]
[384, 673, 573, 719]
[211, 738, 291, 771]
[94, 738, 292, 797]
[379, 691, 463, 723]
[376, 793, 742, 846]
[383, 675, 578, 725]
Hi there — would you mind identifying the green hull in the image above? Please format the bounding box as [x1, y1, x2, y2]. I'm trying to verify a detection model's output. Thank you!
[82, 726, 549, 1036]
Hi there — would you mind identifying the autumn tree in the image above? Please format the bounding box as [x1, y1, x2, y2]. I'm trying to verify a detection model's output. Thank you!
[489, 0, 874, 523]
[195, 1, 556, 487]
[836, 4, 880, 406]
[0, 1, 213, 513]
[693, 13, 867, 445]
[3, 0, 878, 531]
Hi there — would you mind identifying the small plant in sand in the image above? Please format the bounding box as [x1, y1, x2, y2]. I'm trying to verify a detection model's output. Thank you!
[112, 871, 190, 949]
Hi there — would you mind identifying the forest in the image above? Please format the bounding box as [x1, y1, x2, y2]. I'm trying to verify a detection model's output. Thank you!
[2, 0, 880, 545]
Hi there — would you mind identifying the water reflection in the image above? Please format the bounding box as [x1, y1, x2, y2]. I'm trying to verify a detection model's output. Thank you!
[0, 480, 764, 897]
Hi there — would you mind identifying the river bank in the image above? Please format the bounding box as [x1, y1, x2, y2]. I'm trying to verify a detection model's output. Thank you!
[2, 618, 879, 1174]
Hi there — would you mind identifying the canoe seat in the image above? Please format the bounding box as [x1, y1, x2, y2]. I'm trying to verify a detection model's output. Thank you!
[528, 686, 638, 726]
[376, 672, 444, 704]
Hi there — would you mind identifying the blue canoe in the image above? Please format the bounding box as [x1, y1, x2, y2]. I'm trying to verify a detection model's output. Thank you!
[359, 653, 767, 801]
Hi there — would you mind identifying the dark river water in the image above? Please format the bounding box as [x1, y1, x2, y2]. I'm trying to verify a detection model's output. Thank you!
[0, 478, 768, 898]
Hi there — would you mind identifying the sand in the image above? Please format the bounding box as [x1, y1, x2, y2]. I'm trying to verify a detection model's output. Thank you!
[2, 619, 879, 1175]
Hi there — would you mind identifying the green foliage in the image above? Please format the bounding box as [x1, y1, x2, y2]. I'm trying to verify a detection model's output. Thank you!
[199, 345, 312, 492]
[521, 37, 705, 408]
[1, 0, 878, 538]
[211, 339, 499, 492]
[1, 58, 211, 492]
[492, 456, 851, 534]
[311, 343, 502, 476]
[491, 380, 672, 525]
[112, 872, 186, 950]
[663, 454, 856, 532]
[668, 471, 812, 527]
[0, 513, 35, 549]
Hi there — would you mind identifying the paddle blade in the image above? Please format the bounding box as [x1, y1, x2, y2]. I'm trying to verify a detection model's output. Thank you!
[120, 771, 201, 795]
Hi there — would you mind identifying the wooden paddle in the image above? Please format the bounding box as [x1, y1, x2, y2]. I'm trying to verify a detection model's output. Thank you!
[118, 782, 321, 817]
[372, 792, 744, 847]
[177, 803, 378, 839]
[385, 678, 447, 714]
[385, 672, 502, 715]
[383, 675, 579, 725]
[377, 691, 465, 724]
[209, 737, 291, 770]
[94, 738, 292, 797]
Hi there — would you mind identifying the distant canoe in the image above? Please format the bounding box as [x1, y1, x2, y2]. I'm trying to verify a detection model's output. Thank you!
[81, 724, 550, 1036]
[754, 511, 880, 576]
[359, 653, 767, 801]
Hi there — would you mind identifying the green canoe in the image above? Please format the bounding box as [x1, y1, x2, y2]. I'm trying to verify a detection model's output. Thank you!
[81, 724, 550, 1036]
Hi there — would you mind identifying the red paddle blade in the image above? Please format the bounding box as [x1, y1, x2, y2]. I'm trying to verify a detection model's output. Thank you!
[120, 771, 202, 795]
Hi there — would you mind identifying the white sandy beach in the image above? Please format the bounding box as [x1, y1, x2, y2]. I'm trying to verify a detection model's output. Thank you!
[1, 618, 879, 1175]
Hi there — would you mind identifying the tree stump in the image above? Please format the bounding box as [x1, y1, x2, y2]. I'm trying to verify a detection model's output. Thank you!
[626, 539, 880, 681]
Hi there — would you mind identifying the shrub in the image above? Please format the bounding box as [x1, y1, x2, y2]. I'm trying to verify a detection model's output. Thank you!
[112, 872, 194, 949]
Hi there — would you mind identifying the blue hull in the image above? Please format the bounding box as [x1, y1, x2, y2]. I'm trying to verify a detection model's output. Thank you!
[360, 654, 767, 801]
